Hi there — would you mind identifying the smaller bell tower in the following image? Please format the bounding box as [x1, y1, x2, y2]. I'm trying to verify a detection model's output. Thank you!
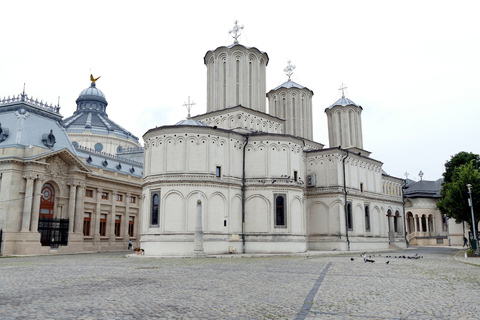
[325, 84, 363, 149]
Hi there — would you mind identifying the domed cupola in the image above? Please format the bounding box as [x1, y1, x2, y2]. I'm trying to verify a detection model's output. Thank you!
[325, 84, 364, 149]
[267, 61, 314, 140]
[175, 97, 207, 126]
[75, 77, 108, 114]
[62, 75, 141, 152]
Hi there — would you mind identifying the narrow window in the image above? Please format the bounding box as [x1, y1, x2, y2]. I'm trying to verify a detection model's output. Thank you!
[236, 59, 240, 105]
[216, 166, 221, 178]
[99, 214, 107, 236]
[360, 183, 364, 192]
[85, 189, 93, 198]
[365, 205, 370, 231]
[347, 202, 353, 231]
[128, 216, 135, 237]
[116, 194, 123, 202]
[274, 194, 286, 227]
[151, 192, 160, 225]
[130, 196, 136, 204]
[294, 171, 298, 182]
[101, 192, 109, 200]
[115, 215, 121, 237]
[83, 213, 91, 236]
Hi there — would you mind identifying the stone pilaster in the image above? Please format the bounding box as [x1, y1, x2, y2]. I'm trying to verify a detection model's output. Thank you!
[124, 193, 131, 240]
[109, 191, 117, 241]
[93, 188, 102, 245]
[21, 174, 35, 232]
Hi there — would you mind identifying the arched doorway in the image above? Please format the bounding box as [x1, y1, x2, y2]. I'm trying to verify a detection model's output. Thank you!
[38, 183, 68, 247]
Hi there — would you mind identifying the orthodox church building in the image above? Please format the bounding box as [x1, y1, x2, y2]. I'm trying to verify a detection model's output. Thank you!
[141, 23, 406, 256]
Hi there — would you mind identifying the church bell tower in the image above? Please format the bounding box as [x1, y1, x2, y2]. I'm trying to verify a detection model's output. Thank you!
[204, 21, 269, 113]
[325, 84, 364, 149]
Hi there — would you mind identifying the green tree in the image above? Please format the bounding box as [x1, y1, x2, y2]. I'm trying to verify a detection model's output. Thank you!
[437, 161, 480, 232]
[443, 151, 480, 183]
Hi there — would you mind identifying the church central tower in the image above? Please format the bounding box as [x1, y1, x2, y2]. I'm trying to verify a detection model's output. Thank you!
[204, 21, 269, 113]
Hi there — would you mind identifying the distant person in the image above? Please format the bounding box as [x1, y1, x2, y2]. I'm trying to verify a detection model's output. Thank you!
[128, 240, 133, 251]
[463, 236, 468, 247]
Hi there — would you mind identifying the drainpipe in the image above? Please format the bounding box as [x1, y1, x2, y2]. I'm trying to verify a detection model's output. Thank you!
[342, 147, 350, 251]
[241, 135, 249, 253]
[402, 180, 409, 248]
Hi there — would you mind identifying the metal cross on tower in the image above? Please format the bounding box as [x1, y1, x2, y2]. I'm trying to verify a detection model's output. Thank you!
[183, 96, 195, 119]
[418, 170, 424, 180]
[229, 20, 244, 44]
[404, 172, 409, 179]
[284, 60, 296, 81]
[339, 83, 348, 98]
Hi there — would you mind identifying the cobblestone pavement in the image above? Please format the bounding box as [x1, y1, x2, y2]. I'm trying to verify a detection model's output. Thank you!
[0, 247, 479, 320]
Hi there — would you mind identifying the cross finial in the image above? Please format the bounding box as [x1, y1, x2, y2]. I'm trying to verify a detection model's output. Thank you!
[404, 172, 409, 179]
[21, 83, 26, 101]
[183, 96, 196, 119]
[339, 83, 348, 98]
[419, 170, 424, 180]
[229, 20, 244, 44]
[284, 60, 296, 81]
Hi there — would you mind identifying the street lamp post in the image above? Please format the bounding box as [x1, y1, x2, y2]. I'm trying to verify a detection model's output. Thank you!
[466, 184, 479, 255]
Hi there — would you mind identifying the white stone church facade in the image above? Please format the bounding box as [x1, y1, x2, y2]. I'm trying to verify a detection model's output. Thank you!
[140, 28, 405, 256]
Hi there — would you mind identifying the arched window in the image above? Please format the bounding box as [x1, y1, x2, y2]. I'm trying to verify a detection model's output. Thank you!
[421, 215, 427, 232]
[365, 205, 370, 231]
[151, 192, 160, 226]
[394, 211, 401, 233]
[347, 202, 353, 230]
[275, 194, 286, 227]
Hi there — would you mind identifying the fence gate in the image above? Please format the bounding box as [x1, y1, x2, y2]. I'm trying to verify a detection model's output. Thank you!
[38, 218, 69, 248]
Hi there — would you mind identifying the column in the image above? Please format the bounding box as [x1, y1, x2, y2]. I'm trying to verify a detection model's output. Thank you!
[30, 176, 44, 232]
[67, 182, 77, 233]
[21, 174, 35, 232]
[94, 188, 102, 236]
[74, 183, 85, 234]
[123, 193, 131, 238]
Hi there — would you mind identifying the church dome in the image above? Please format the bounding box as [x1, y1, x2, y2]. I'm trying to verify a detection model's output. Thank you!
[76, 82, 107, 105]
[327, 96, 361, 109]
[175, 118, 207, 126]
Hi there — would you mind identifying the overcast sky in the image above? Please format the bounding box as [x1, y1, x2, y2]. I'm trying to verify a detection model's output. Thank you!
[1, 0, 479, 181]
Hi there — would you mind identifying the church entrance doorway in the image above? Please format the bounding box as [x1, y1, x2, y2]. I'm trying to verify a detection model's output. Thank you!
[38, 183, 69, 248]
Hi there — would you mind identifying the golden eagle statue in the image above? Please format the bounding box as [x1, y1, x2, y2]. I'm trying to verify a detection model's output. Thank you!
[90, 74, 101, 83]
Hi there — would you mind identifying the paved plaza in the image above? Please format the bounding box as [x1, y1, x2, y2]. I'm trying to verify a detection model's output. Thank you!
[0, 247, 479, 320]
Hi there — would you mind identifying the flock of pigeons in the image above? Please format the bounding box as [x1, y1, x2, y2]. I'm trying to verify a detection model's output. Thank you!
[350, 252, 424, 264]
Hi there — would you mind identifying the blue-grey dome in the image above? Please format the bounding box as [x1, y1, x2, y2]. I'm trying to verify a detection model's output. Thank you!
[175, 118, 207, 126]
[76, 82, 107, 105]
[62, 80, 139, 143]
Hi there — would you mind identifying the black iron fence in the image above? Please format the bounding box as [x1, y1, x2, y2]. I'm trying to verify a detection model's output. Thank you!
[38, 218, 69, 248]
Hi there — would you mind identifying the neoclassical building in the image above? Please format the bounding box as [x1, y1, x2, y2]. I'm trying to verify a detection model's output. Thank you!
[0, 81, 143, 256]
[140, 24, 406, 256]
